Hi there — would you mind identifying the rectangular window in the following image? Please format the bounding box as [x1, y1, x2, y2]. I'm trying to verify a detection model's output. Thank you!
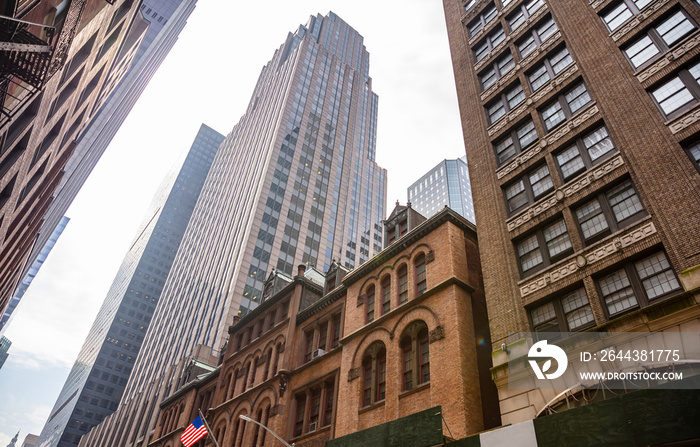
[323, 382, 334, 427]
[517, 233, 544, 272]
[626, 10, 696, 69]
[377, 357, 386, 402]
[381, 276, 391, 315]
[308, 388, 321, 430]
[651, 66, 698, 117]
[398, 266, 408, 304]
[508, 0, 545, 31]
[304, 330, 313, 363]
[318, 322, 328, 351]
[473, 25, 506, 62]
[366, 288, 375, 324]
[480, 52, 515, 90]
[495, 119, 539, 165]
[503, 164, 553, 213]
[294, 395, 306, 437]
[602, 2, 633, 31]
[517, 217, 572, 275]
[486, 83, 525, 124]
[685, 141, 700, 171]
[517, 15, 559, 58]
[403, 344, 413, 391]
[540, 82, 592, 131]
[419, 333, 430, 383]
[555, 126, 616, 181]
[331, 313, 341, 348]
[415, 258, 427, 296]
[530, 286, 595, 333]
[468, 3, 498, 37]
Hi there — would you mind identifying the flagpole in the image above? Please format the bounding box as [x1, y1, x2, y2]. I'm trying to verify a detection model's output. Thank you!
[198, 409, 221, 447]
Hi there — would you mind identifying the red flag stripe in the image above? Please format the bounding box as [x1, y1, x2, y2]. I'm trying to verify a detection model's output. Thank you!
[181, 426, 207, 446]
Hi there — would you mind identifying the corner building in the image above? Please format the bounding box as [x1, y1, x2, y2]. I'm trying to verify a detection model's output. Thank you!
[81, 12, 386, 447]
[146, 206, 498, 447]
[443, 0, 700, 435]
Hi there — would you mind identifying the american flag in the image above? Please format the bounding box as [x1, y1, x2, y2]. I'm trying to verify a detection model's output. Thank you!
[180, 415, 208, 447]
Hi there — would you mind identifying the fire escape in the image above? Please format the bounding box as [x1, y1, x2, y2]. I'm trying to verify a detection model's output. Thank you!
[0, 0, 87, 129]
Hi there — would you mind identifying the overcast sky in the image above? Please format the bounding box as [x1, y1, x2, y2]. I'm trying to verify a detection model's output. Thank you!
[0, 1, 467, 443]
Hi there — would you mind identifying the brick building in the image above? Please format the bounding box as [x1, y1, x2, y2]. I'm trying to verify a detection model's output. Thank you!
[0, 0, 146, 316]
[147, 206, 499, 447]
[442, 0, 700, 439]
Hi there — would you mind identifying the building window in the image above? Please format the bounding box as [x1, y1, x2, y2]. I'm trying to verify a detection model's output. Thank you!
[530, 287, 595, 336]
[516, 15, 559, 58]
[468, 2, 498, 37]
[398, 264, 408, 304]
[479, 51, 515, 90]
[294, 394, 305, 437]
[623, 10, 696, 70]
[504, 164, 554, 213]
[516, 217, 573, 275]
[361, 342, 387, 407]
[415, 254, 427, 296]
[331, 313, 341, 348]
[304, 330, 314, 363]
[400, 321, 430, 391]
[685, 140, 700, 172]
[597, 251, 681, 317]
[540, 82, 592, 132]
[323, 380, 334, 426]
[507, 0, 546, 32]
[486, 82, 526, 124]
[365, 285, 375, 324]
[527, 46, 574, 92]
[308, 387, 321, 432]
[381, 275, 391, 315]
[650, 61, 700, 119]
[494, 118, 539, 164]
[600, 0, 654, 32]
[473, 25, 506, 62]
[574, 179, 646, 245]
[555, 125, 616, 181]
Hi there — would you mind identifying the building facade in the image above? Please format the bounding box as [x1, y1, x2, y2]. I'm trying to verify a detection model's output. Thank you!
[80, 12, 387, 447]
[22, 0, 197, 293]
[407, 156, 475, 222]
[35, 124, 224, 447]
[144, 206, 498, 447]
[443, 0, 700, 434]
[0, 335, 10, 370]
[0, 215, 69, 336]
[0, 0, 147, 320]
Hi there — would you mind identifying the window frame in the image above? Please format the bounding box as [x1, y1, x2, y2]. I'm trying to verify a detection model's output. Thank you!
[468, 2, 499, 38]
[479, 51, 516, 91]
[365, 285, 375, 324]
[415, 254, 427, 297]
[595, 251, 682, 319]
[515, 14, 559, 59]
[397, 264, 408, 305]
[380, 275, 391, 315]
[493, 118, 540, 165]
[528, 286, 596, 338]
[515, 216, 574, 276]
[572, 178, 647, 246]
[554, 124, 617, 182]
[473, 24, 507, 63]
[485, 82, 526, 125]
[600, 0, 655, 32]
[527, 46, 574, 93]
[506, 0, 546, 32]
[684, 140, 700, 174]
[361, 343, 387, 408]
[539, 81, 593, 132]
[503, 163, 555, 214]
[649, 61, 700, 120]
[400, 322, 431, 392]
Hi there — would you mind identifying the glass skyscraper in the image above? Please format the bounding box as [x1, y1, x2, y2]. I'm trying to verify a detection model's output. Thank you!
[80, 12, 387, 447]
[35, 124, 224, 447]
[407, 156, 475, 222]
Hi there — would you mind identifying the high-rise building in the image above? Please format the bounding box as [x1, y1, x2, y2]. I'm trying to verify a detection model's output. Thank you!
[0, 216, 69, 336]
[20, 434, 39, 447]
[0, 0, 147, 321]
[22, 0, 197, 297]
[35, 124, 224, 447]
[80, 12, 387, 447]
[0, 335, 10, 369]
[407, 156, 475, 222]
[443, 0, 700, 440]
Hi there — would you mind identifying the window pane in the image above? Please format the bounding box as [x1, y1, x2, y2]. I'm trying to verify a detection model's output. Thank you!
[603, 3, 633, 31]
[690, 61, 700, 82]
[544, 218, 572, 258]
[498, 53, 515, 75]
[519, 34, 537, 57]
[491, 26, 506, 47]
[689, 142, 700, 164]
[652, 77, 694, 115]
[507, 84, 526, 108]
[565, 83, 592, 114]
[625, 35, 660, 68]
[475, 42, 489, 62]
[657, 11, 694, 46]
[542, 101, 565, 130]
[531, 301, 558, 332]
[496, 136, 516, 163]
[488, 100, 506, 123]
[634, 0, 652, 9]
[606, 180, 644, 222]
[529, 164, 553, 198]
[529, 64, 551, 91]
[526, 0, 545, 15]
[506, 180, 528, 211]
[518, 234, 543, 271]
[634, 252, 680, 299]
[481, 67, 497, 89]
[469, 19, 484, 37]
[508, 9, 526, 31]
[584, 126, 615, 161]
[557, 145, 585, 179]
[551, 47, 574, 74]
[561, 288, 595, 330]
[517, 120, 538, 148]
[576, 198, 609, 239]
[599, 268, 638, 314]
[537, 16, 558, 41]
[484, 4, 498, 22]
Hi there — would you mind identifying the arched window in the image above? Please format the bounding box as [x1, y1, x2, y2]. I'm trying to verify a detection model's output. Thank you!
[241, 362, 250, 392]
[400, 322, 430, 391]
[232, 412, 246, 447]
[361, 342, 386, 407]
[272, 343, 282, 377]
[380, 275, 391, 316]
[252, 408, 263, 446]
[262, 347, 272, 382]
[248, 357, 257, 388]
[365, 285, 375, 324]
[224, 371, 233, 400]
[397, 264, 408, 304]
[415, 254, 427, 296]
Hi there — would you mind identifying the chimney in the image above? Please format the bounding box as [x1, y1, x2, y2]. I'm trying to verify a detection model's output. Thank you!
[298, 264, 307, 276]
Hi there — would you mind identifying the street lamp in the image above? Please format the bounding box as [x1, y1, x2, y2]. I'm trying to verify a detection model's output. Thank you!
[238, 414, 295, 447]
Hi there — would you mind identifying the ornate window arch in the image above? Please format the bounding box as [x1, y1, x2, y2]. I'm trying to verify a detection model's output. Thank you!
[361, 341, 386, 407]
[400, 321, 430, 391]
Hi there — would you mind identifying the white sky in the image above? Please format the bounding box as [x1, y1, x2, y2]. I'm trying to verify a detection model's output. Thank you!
[0, 1, 467, 443]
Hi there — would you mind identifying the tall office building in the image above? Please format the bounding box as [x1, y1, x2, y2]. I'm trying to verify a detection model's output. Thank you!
[0, 216, 69, 336]
[35, 124, 224, 447]
[0, 335, 10, 370]
[81, 12, 387, 447]
[22, 0, 197, 299]
[0, 0, 147, 319]
[443, 0, 700, 440]
[407, 156, 475, 222]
